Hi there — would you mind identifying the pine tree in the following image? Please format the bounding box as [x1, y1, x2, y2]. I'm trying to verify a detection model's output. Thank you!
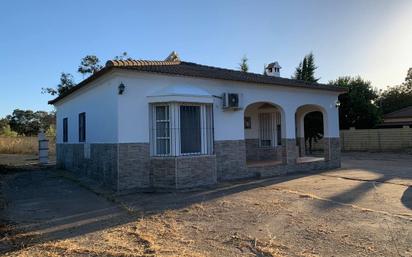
[293, 52, 321, 154]
[293, 52, 319, 83]
[78, 55, 102, 77]
[239, 55, 249, 72]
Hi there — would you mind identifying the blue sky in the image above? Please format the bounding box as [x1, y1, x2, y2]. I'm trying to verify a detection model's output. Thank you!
[1, 0, 411, 117]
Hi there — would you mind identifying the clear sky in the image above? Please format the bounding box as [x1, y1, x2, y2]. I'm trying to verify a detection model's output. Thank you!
[1, 0, 411, 117]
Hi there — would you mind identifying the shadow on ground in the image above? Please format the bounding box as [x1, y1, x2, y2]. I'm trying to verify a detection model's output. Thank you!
[1, 152, 411, 254]
[314, 152, 412, 211]
[401, 186, 412, 210]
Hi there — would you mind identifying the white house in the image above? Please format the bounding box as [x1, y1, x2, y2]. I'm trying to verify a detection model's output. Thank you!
[49, 53, 346, 192]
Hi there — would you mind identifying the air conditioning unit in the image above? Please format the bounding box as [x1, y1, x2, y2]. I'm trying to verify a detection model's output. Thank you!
[222, 93, 243, 110]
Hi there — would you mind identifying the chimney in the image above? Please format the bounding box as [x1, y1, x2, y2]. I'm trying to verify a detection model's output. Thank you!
[265, 61, 281, 77]
[165, 51, 180, 62]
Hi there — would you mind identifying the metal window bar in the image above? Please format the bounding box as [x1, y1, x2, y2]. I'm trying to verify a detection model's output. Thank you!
[276, 111, 282, 145]
[259, 112, 278, 148]
[151, 103, 214, 157]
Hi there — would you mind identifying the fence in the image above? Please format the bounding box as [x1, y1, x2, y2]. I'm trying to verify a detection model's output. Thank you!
[309, 126, 412, 152]
[340, 126, 412, 152]
[0, 136, 56, 155]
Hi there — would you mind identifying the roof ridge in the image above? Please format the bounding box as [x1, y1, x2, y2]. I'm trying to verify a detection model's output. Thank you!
[180, 61, 322, 86]
[105, 59, 180, 67]
[49, 58, 347, 105]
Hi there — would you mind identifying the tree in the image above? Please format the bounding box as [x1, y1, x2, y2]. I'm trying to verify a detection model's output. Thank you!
[293, 52, 319, 83]
[239, 55, 249, 72]
[42, 72, 76, 96]
[293, 53, 322, 152]
[114, 52, 133, 61]
[304, 111, 323, 154]
[405, 67, 412, 85]
[0, 118, 8, 130]
[78, 55, 102, 77]
[330, 76, 381, 129]
[378, 68, 412, 114]
[6, 109, 55, 136]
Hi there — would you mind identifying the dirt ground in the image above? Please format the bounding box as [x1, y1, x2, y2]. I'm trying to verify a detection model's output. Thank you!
[0, 153, 411, 257]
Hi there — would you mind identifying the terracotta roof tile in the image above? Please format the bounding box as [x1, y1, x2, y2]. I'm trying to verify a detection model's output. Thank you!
[49, 59, 347, 104]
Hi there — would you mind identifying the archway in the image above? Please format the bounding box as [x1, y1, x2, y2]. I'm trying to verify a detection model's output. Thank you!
[244, 102, 285, 166]
[295, 105, 328, 162]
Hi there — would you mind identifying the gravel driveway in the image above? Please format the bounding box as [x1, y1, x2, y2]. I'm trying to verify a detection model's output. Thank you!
[1, 152, 411, 256]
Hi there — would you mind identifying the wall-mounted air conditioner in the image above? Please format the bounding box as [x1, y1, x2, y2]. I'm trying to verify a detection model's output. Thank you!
[222, 93, 243, 110]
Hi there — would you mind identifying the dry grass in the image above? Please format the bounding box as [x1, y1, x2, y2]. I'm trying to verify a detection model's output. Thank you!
[7, 212, 207, 257]
[0, 137, 55, 155]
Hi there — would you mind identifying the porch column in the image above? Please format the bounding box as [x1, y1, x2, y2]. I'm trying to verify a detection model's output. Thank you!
[323, 108, 341, 168]
[281, 109, 298, 165]
[295, 112, 306, 157]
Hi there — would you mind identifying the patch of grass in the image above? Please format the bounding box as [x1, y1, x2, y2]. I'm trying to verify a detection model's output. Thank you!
[0, 137, 55, 155]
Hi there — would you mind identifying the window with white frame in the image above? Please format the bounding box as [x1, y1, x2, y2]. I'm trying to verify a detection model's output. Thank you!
[259, 111, 281, 147]
[151, 103, 213, 156]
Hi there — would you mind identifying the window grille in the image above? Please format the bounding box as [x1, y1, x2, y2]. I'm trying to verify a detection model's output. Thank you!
[259, 111, 281, 147]
[151, 103, 214, 157]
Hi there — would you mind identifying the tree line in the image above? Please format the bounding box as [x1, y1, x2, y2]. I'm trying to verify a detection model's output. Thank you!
[239, 53, 412, 127]
[0, 110, 55, 137]
[2, 52, 409, 140]
[239, 53, 412, 152]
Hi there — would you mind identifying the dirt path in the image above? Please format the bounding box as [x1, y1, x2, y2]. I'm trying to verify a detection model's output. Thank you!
[1, 153, 412, 256]
[0, 169, 131, 254]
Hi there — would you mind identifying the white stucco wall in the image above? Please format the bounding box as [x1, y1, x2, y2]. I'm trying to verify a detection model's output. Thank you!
[55, 74, 118, 144]
[54, 70, 342, 144]
[114, 70, 341, 143]
[244, 103, 281, 139]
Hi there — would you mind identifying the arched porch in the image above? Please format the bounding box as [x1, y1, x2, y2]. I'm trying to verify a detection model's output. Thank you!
[244, 101, 286, 167]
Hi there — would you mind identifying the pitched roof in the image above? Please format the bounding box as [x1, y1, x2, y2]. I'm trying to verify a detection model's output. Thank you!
[49, 59, 347, 104]
[383, 106, 412, 119]
[266, 62, 281, 69]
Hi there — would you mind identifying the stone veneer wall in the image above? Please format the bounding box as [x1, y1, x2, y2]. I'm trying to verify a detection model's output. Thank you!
[323, 137, 341, 168]
[249, 137, 341, 177]
[176, 155, 217, 188]
[57, 137, 341, 192]
[214, 140, 249, 180]
[150, 157, 176, 189]
[56, 143, 118, 190]
[118, 143, 151, 190]
[245, 139, 282, 161]
[281, 139, 299, 164]
[150, 155, 217, 189]
[297, 137, 305, 157]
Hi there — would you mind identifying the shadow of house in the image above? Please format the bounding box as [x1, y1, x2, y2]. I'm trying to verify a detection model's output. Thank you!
[2, 166, 323, 255]
[314, 175, 390, 210]
[2, 152, 411, 255]
[314, 153, 412, 211]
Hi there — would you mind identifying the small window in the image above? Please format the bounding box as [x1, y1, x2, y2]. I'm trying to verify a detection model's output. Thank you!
[78, 112, 86, 142]
[155, 106, 170, 155]
[268, 68, 272, 72]
[63, 118, 68, 142]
